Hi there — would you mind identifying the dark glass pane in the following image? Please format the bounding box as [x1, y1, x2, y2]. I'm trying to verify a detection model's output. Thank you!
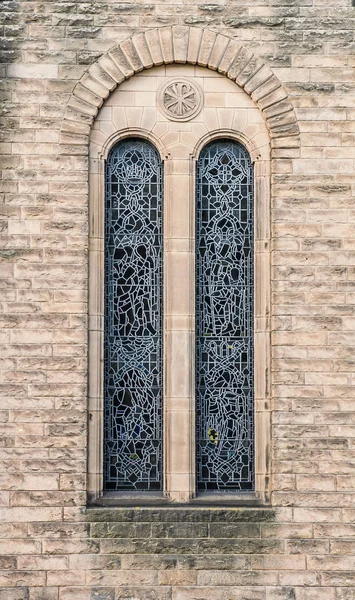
[104, 139, 163, 491]
[196, 140, 254, 492]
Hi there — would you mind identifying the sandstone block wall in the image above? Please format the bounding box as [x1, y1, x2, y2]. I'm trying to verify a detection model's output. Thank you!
[1, 0, 355, 599]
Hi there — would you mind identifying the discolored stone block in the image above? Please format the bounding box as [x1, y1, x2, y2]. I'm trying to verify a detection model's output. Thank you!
[0, 590, 28, 600]
[172, 26, 190, 63]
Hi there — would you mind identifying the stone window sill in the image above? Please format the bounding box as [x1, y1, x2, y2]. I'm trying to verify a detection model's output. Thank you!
[88, 491, 269, 508]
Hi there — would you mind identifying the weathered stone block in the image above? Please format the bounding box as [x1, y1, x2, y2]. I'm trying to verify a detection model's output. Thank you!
[58, 589, 114, 600]
[120, 39, 144, 73]
[132, 33, 153, 69]
[209, 522, 261, 538]
[0, 590, 28, 600]
[197, 30, 216, 67]
[151, 522, 208, 539]
[86, 508, 276, 523]
[90, 522, 152, 539]
[145, 29, 164, 66]
[172, 26, 189, 63]
[29, 588, 58, 600]
[108, 46, 134, 79]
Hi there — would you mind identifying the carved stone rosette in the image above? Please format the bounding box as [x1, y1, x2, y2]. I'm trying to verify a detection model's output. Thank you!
[158, 78, 203, 122]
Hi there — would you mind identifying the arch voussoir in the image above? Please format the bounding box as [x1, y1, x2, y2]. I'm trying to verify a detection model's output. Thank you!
[120, 38, 144, 72]
[244, 65, 274, 95]
[187, 27, 203, 65]
[207, 34, 229, 71]
[172, 26, 190, 63]
[198, 29, 217, 67]
[132, 32, 154, 69]
[145, 29, 164, 66]
[60, 25, 300, 156]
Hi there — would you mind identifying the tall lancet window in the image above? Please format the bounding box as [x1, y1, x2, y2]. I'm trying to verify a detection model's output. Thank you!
[104, 139, 163, 491]
[196, 140, 254, 492]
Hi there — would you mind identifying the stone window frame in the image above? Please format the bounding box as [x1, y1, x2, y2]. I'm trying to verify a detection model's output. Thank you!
[88, 124, 271, 505]
[63, 25, 301, 506]
[192, 130, 271, 504]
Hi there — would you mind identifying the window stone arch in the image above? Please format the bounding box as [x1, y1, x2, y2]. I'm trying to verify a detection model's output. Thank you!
[59, 26, 300, 160]
[81, 27, 299, 503]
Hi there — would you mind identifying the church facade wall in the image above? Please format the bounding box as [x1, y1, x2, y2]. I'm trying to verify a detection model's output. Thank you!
[1, 1, 355, 599]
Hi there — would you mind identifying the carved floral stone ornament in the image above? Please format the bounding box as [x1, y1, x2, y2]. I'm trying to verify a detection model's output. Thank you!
[158, 78, 203, 122]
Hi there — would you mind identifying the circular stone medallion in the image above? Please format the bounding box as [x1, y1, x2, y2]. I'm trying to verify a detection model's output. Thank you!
[158, 78, 203, 122]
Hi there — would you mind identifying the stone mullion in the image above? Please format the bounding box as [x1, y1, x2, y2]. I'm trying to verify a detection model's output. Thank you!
[164, 154, 195, 502]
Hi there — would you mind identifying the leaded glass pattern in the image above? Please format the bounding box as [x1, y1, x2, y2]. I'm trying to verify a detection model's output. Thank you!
[196, 140, 254, 492]
[104, 139, 163, 491]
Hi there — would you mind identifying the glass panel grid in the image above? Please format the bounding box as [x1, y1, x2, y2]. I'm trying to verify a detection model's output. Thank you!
[104, 139, 163, 491]
[196, 140, 254, 492]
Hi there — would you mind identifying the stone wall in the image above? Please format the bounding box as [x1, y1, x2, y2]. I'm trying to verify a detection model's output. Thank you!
[1, 0, 355, 599]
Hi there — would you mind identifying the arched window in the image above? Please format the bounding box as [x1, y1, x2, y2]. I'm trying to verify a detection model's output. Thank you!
[104, 139, 163, 491]
[88, 65, 271, 504]
[196, 140, 254, 492]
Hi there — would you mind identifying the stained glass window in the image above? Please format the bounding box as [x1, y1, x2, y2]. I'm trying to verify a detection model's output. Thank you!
[196, 140, 254, 492]
[104, 139, 163, 491]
